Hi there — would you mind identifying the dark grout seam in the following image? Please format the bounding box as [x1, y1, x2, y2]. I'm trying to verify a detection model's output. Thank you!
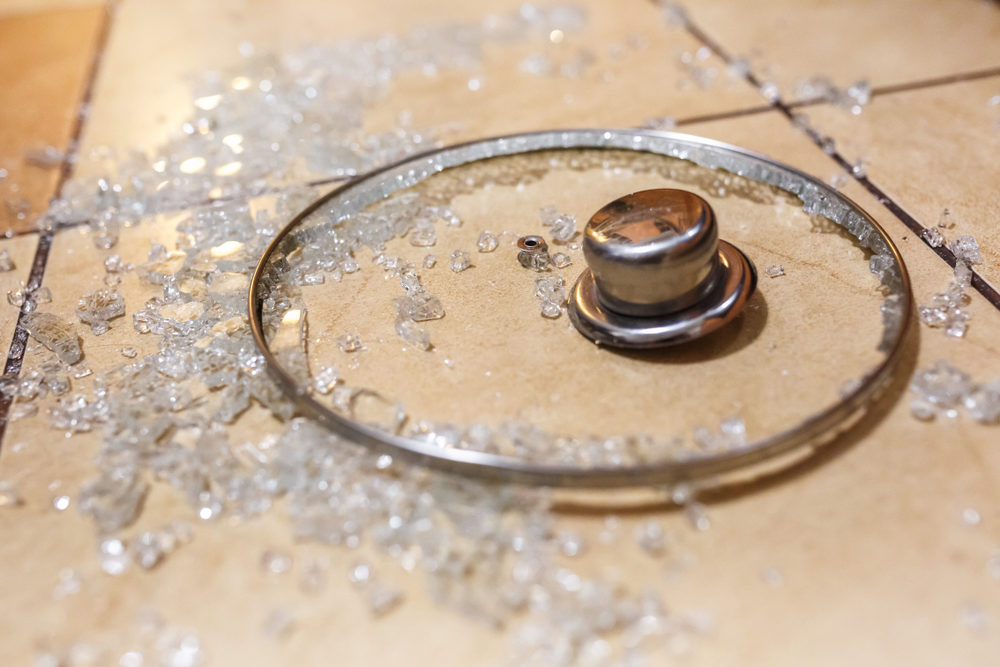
[786, 65, 1000, 110]
[674, 104, 777, 127]
[678, 11, 1000, 311]
[0, 3, 115, 444]
[777, 116, 1000, 310]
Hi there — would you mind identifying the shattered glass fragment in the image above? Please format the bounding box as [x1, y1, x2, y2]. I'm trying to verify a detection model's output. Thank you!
[534, 275, 566, 318]
[949, 235, 982, 264]
[921, 227, 945, 248]
[449, 250, 471, 272]
[539, 206, 577, 243]
[408, 220, 437, 247]
[395, 317, 431, 350]
[477, 230, 499, 253]
[76, 288, 126, 335]
[22, 312, 82, 364]
[0, 480, 23, 508]
[550, 252, 571, 268]
[336, 333, 363, 352]
[395, 291, 444, 322]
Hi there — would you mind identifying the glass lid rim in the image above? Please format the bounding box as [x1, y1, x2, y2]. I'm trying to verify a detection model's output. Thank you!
[248, 127, 913, 489]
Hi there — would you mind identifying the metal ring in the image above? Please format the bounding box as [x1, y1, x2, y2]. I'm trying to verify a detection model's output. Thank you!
[248, 128, 913, 489]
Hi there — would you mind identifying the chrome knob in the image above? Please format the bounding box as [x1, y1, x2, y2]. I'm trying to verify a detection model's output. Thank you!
[568, 188, 756, 349]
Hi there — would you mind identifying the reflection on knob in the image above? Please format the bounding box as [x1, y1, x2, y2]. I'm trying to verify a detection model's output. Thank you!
[568, 189, 757, 349]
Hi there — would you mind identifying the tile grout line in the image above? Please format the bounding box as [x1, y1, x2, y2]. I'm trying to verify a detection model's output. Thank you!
[677, 10, 1000, 311]
[786, 65, 1000, 109]
[674, 104, 777, 127]
[0, 3, 116, 442]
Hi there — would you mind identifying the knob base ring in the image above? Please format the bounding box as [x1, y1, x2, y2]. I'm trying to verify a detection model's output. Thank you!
[568, 241, 757, 349]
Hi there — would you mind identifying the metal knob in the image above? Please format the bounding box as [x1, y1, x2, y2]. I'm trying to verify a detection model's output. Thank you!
[568, 188, 756, 349]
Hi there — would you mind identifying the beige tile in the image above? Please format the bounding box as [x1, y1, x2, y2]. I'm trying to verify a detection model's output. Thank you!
[799, 77, 1000, 288]
[76, 0, 761, 176]
[685, 0, 1000, 102]
[2, 111, 1000, 665]
[0, 0, 101, 17]
[0, 233, 40, 344]
[0, 5, 106, 233]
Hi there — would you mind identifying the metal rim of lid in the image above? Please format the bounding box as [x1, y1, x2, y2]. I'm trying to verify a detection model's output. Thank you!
[248, 128, 913, 489]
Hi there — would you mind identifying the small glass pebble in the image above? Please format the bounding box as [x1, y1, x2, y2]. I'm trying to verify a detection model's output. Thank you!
[52, 495, 71, 511]
[449, 250, 471, 272]
[0, 250, 14, 272]
[539, 301, 562, 318]
[937, 208, 954, 229]
[635, 520, 667, 555]
[422, 254, 436, 269]
[52, 568, 81, 599]
[349, 562, 372, 584]
[32, 286, 52, 304]
[121, 346, 138, 358]
[99, 538, 130, 576]
[640, 116, 676, 131]
[6, 286, 24, 307]
[917, 265, 973, 338]
[961, 507, 981, 526]
[534, 275, 566, 319]
[551, 252, 571, 268]
[313, 366, 339, 395]
[395, 318, 431, 350]
[408, 221, 437, 247]
[336, 333, 363, 352]
[539, 206, 577, 243]
[0, 480, 23, 508]
[476, 230, 499, 253]
[104, 254, 125, 272]
[684, 501, 711, 532]
[921, 227, 945, 248]
[260, 549, 293, 574]
[395, 291, 444, 322]
[764, 264, 784, 278]
[557, 531, 586, 557]
[759, 81, 779, 102]
[948, 235, 982, 265]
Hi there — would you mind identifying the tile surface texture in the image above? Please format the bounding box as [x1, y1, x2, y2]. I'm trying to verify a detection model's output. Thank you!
[0, 5, 106, 232]
[1, 0, 1000, 665]
[684, 0, 1000, 101]
[804, 77, 1000, 289]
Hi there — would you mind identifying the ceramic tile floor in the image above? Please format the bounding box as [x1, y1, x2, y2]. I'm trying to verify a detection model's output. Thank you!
[1, 1, 999, 665]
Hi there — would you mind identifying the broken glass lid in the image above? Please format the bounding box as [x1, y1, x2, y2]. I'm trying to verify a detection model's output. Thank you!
[249, 129, 912, 488]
